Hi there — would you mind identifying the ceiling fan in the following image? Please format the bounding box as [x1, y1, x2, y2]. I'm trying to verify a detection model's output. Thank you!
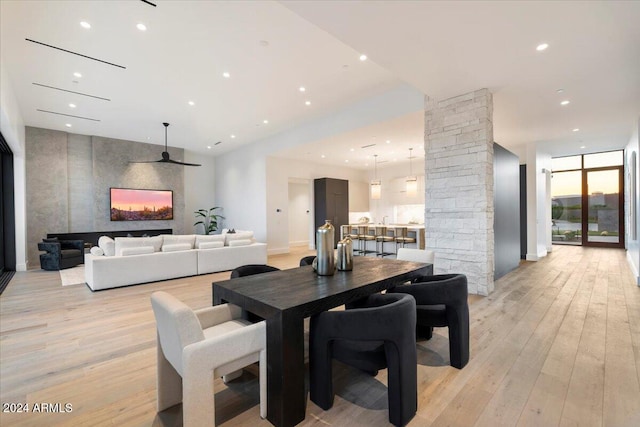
[130, 122, 201, 166]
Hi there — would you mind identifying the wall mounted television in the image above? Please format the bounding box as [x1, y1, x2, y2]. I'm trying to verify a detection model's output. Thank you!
[110, 188, 173, 221]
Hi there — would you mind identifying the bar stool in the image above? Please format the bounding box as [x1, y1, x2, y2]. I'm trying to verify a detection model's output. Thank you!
[375, 226, 395, 257]
[394, 227, 416, 252]
[357, 225, 376, 256]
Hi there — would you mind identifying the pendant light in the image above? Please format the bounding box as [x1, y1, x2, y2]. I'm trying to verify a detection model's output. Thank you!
[406, 147, 417, 196]
[371, 154, 381, 200]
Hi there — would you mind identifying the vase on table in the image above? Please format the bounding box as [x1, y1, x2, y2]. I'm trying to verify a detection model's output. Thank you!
[315, 220, 335, 276]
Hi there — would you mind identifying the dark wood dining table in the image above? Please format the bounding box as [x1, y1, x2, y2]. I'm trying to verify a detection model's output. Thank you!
[212, 256, 433, 427]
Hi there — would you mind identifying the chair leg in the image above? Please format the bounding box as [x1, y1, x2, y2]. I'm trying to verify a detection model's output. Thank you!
[259, 348, 267, 419]
[183, 368, 215, 427]
[156, 335, 183, 411]
[416, 324, 433, 340]
[447, 306, 470, 369]
[384, 342, 417, 427]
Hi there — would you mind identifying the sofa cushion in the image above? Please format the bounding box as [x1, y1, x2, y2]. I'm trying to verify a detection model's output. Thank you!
[162, 243, 192, 252]
[228, 239, 252, 247]
[98, 236, 116, 257]
[115, 236, 163, 256]
[225, 231, 253, 246]
[198, 241, 224, 250]
[121, 246, 154, 256]
[161, 234, 196, 249]
[195, 234, 224, 248]
[90, 246, 104, 256]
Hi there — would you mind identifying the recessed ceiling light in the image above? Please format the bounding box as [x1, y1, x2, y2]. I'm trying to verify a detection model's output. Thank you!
[80, 21, 91, 29]
[321, 154, 326, 158]
[188, 101, 195, 106]
[299, 86, 306, 92]
[572, 128, 580, 132]
[536, 43, 549, 51]
[386, 140, 391, 144]
[260, 40, 269, 47]
[69, 103, 76, 108]
[365, 163, 369, 166]
[345, 160, 349, 163]
[263, 119, 269, 124]
[305, 101, 311, 106]
[556, 88, 564, 93]
[73, 72, 82, 78]
[359, 54, 367, 61]
[580, 145, 586, 149]
[65, 123, 72, 127]
[136, 23, 147, 31]
[393, 158, 397, 162]
[147, 137, 150, 140]
[230, 134, 236, 139]
[350, 148, 355, 152]
[207, 145, 212, 149]
[561, 100, 570, 106]
[223, 72, 230, 78]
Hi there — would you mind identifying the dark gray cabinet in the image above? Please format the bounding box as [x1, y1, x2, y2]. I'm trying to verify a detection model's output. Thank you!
[314, 178, 349, 248]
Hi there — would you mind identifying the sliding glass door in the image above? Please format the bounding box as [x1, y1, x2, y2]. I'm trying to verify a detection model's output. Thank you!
[585, 167, 623, 246]
[551, 150, 624, 248]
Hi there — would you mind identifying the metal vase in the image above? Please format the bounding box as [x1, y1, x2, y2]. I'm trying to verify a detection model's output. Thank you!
[316, 220, 335, 276]
[337, 236, 353, 271]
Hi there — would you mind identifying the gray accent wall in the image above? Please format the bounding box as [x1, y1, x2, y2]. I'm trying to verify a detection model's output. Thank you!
[494, 143, 521, 280]
[26, 127, 186, 268]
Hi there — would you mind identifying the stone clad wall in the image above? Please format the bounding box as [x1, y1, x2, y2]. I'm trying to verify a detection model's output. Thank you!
[424, 89, 494, 295]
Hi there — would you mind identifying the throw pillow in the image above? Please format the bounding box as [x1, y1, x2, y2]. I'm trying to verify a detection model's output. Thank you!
[121, 246, 154, 256]
[161, 235, 196, 249]
[228, 239, 252, 247]
[198, 241, 224, 249]
[195, 234, 224, 247]
[98, 236, 116, 257]
[162, 243, 192, 252]
[228, 228, 236, 234]
[225, 231, 254, 246]
[115, 237, 162, 256]
[90, 246, 104, 256]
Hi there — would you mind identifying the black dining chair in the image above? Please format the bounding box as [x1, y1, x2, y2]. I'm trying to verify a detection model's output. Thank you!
[389, 274, 469, 369]
[230, 264, 280, 278]
[310, 293, 417, 427]
[299, 255, 316, 267]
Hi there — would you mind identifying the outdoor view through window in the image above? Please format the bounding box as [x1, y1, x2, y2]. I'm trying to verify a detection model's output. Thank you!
[551, 150, 623, 246]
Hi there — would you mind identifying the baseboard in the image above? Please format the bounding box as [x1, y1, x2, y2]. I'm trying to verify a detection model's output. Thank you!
[526, 254, 539, 261]
[626, 251, 640, 286]
[289, 241, 309, 247]
[16, 262, 28, 272]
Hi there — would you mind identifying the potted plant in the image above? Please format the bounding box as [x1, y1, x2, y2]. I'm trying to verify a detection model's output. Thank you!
[194, 207, 225, 235]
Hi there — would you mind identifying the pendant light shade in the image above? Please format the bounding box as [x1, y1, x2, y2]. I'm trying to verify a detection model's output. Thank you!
[406, 148, 417, 197]
[371, 154, 381, 200]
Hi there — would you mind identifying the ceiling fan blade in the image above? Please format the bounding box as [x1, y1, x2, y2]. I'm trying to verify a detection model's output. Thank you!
[129, 159, 164, 163]
[166, 159, 202, 167]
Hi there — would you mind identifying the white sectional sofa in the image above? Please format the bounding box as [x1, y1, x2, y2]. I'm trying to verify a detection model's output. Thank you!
[84, 232, 267, 291]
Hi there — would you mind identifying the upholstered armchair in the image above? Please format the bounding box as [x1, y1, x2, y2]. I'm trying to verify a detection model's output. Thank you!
[150, 291, 266, 426]
[310, 293, 417, 427]
[389, 274, 469, 369]
[37, 238, 84, 271]
[230, 264, 280, 278]
[299, 255, 316, 266]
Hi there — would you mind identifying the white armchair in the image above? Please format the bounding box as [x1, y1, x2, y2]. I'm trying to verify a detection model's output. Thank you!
[397, 248, 435, 265]
[150, 291, 266, 426]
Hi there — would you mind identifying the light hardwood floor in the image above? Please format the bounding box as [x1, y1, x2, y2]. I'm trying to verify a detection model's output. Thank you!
[1, 245, 639, 426]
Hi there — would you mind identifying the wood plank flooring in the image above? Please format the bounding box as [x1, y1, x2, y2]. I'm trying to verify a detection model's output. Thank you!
[1, 245, 639, 426]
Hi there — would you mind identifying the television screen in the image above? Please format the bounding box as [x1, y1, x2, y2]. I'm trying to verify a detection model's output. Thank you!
[110, 188, 173, 221]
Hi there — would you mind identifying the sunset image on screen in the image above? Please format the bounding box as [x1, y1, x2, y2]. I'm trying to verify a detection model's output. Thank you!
[110, 189, 173, 221]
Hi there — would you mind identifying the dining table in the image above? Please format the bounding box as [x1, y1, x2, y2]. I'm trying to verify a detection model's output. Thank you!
[212, 256, 433, 427]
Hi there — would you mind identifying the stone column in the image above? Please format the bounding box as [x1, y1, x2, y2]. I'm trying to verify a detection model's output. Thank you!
[424, 89, 494, 295]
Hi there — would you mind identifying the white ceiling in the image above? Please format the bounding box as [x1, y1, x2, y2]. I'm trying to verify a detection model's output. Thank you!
[2, 1, 639, 168]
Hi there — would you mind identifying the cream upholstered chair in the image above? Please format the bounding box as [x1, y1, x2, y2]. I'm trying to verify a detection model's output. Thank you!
[397, 248, 435, 265]
[150, 291, 266, 426]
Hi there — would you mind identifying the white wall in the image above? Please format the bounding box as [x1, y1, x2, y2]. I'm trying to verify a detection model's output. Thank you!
[366, 159, 426, 224]
[626, 118, 640, 285]
[266, 156, 368, 254]
[184, 150, 216, 234]
[1, 57, 27, 270]
[215, 84, 424, 248]
[525, 143, 552, 260]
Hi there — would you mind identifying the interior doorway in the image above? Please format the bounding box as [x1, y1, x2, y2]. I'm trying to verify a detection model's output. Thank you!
[551, 150, 624, 248]
[288, 179, 311, 249]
